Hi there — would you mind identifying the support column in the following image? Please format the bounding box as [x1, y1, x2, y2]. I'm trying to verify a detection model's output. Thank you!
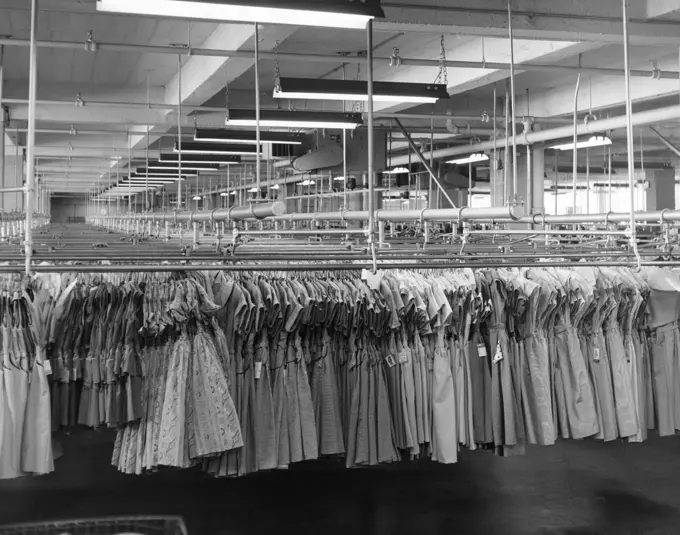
[646, 168, 675, 211]
[515, 147, 545, 215]
[0, 45, 4, 214]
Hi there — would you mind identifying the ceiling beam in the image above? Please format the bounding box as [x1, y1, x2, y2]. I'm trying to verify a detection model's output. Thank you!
[647, 0, 680, 18]
[380, 0, 680, 45]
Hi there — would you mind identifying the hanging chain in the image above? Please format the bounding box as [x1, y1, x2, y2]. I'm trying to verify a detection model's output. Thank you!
[273, 40, 282, 91]
[434, 34, 448, 85]
[352, 61, 364, 113]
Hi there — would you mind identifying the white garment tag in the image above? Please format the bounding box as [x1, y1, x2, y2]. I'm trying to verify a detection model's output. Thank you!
[44, 359, 52, 376]
[493, 341, 504, 364]
[361, 269, 384, 290]
[398, 350, 409, 365]
[594, 347, 601, 363]
[477, 344, 487, 358]
[255, 361, 263, 380]
[385, 354, 396, 368]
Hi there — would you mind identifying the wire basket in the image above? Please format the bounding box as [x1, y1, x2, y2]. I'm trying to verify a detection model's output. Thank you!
[0, 516, 189, 535]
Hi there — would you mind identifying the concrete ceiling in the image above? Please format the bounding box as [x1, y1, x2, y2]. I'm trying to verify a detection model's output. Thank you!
[3, 0, 680, 194]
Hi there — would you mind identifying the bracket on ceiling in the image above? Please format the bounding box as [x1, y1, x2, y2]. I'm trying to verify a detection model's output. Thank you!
[85, 30, 98, 52]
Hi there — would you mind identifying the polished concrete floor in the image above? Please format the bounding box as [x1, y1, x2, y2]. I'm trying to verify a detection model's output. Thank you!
[1, 431, 680, 535]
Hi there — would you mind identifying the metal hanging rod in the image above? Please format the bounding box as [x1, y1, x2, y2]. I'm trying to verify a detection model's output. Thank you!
[0, 38, 676, 79]
[0, 259, 676, 274]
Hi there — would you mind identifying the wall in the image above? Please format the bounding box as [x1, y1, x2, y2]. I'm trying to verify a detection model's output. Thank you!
[50, 198, 88, 222]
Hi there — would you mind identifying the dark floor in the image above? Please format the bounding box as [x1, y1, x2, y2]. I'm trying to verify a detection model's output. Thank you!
[1, 431, 680, 535]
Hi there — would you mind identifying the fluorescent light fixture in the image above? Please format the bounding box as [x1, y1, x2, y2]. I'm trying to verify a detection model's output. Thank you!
[333, 176, 348, 181]
[230, 191, 237, 195]
[194, 129, 304, 145]
[147, 163, 220, 171]
[270, 184, 280, 190]
[135, 169, 196, 177]
[247, 187, 259, 193]
[220, 192, 229, 196]
[225, 109, 363, 130]
[130, 173, 187, 180]
[159, 153, 241, 164]
[298, 179, 316, 186]
[549, 135, 612, 151]
[446, 153, 490, 165]
[192, 195, 202, 201]
[173, 142, 257, 155]
[383, 167, 409, 175]
[96, 0, 383, 29]
[274, 78, 449, 103]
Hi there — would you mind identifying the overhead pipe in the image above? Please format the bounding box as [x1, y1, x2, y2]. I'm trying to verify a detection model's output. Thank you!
[99, 202, 286, 223]
[388, 102, 680, 166]
[0, 38, 676, 79]
[367, 20, 376, 243]
[269, 205, 525, 223]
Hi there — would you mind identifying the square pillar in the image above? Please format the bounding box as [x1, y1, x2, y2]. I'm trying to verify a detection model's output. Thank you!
[646, 168, 675, 211]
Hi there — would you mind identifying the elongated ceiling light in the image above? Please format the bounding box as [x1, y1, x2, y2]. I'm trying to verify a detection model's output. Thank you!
[173, 142, 258, 155]
[146, 162, 221, 171]
[274, 78, 449, 103]
[135, 169, 197, 177]
[247, 187, 259, 193]
[446, 153, 490, 165]
[159, 153, 241, 164]
[96, 0, 383, 29]
[298, 179, 315, 186]
[194, 129, 304, 145]
[383, 167, 409, 175]
[225, 109, 363, 130]
[270, 184, 280, 190]
[129, 173, 187, 180]
[549, 135, 612, 151]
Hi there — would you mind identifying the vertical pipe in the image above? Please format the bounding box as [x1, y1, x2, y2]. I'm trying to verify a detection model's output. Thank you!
[504, 87, 510, 202]
[254, 23, 261, 193]
[25, 0, 38, 274]
[429, 117, 434, 209]
[0, 45, 4, 214]
[586, 147, 590, 214]
[553, 151, 558, 215]
[177, 55, 183, 210]
[622, 0, 637, 249]
[14, 130, 18, 214]
[573, 72, 581, 218]
[492, 83, 497, 205]
[367, 19, 375, 241]
[526, 145, 532, 215]
[608, 144, 613, 211]
[507, 0, 518, 201]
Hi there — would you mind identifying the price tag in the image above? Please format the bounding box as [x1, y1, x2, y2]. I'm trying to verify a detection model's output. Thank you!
[385, 354, 396, 368]
[44, 359, 52, 376]
[361, 269, 384, 290]
[477, 343, 487, 358]
[594, 347, 601, 363]
[492, 341, 504, 364]
[398, 350, 409, 365]
[255, 361, 263, 380]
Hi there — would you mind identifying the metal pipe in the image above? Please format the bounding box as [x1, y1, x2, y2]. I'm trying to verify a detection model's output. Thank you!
[648, 126, 680, 158]
[104, 201, 285, 222]
[367, 20, 376, 243]
[0, 38, 676, 79]
[572, 71, 581, 218]
[0, 259, 673, 274]
[236, 228, 367, 236]
[270, 205, 524, 222]
[393, 119, 456, 208]
[507, 0, 519, 202]
[623, 0, 638, 257]
[177, 55, 183, 210]
[389, 102, 680, 166]
[526, 145, 532, 216]
[0, 45, 4, 213]
[25, 0, 38, 275]
[254, 23, 261, 194]
[517, 210, 680, 224]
